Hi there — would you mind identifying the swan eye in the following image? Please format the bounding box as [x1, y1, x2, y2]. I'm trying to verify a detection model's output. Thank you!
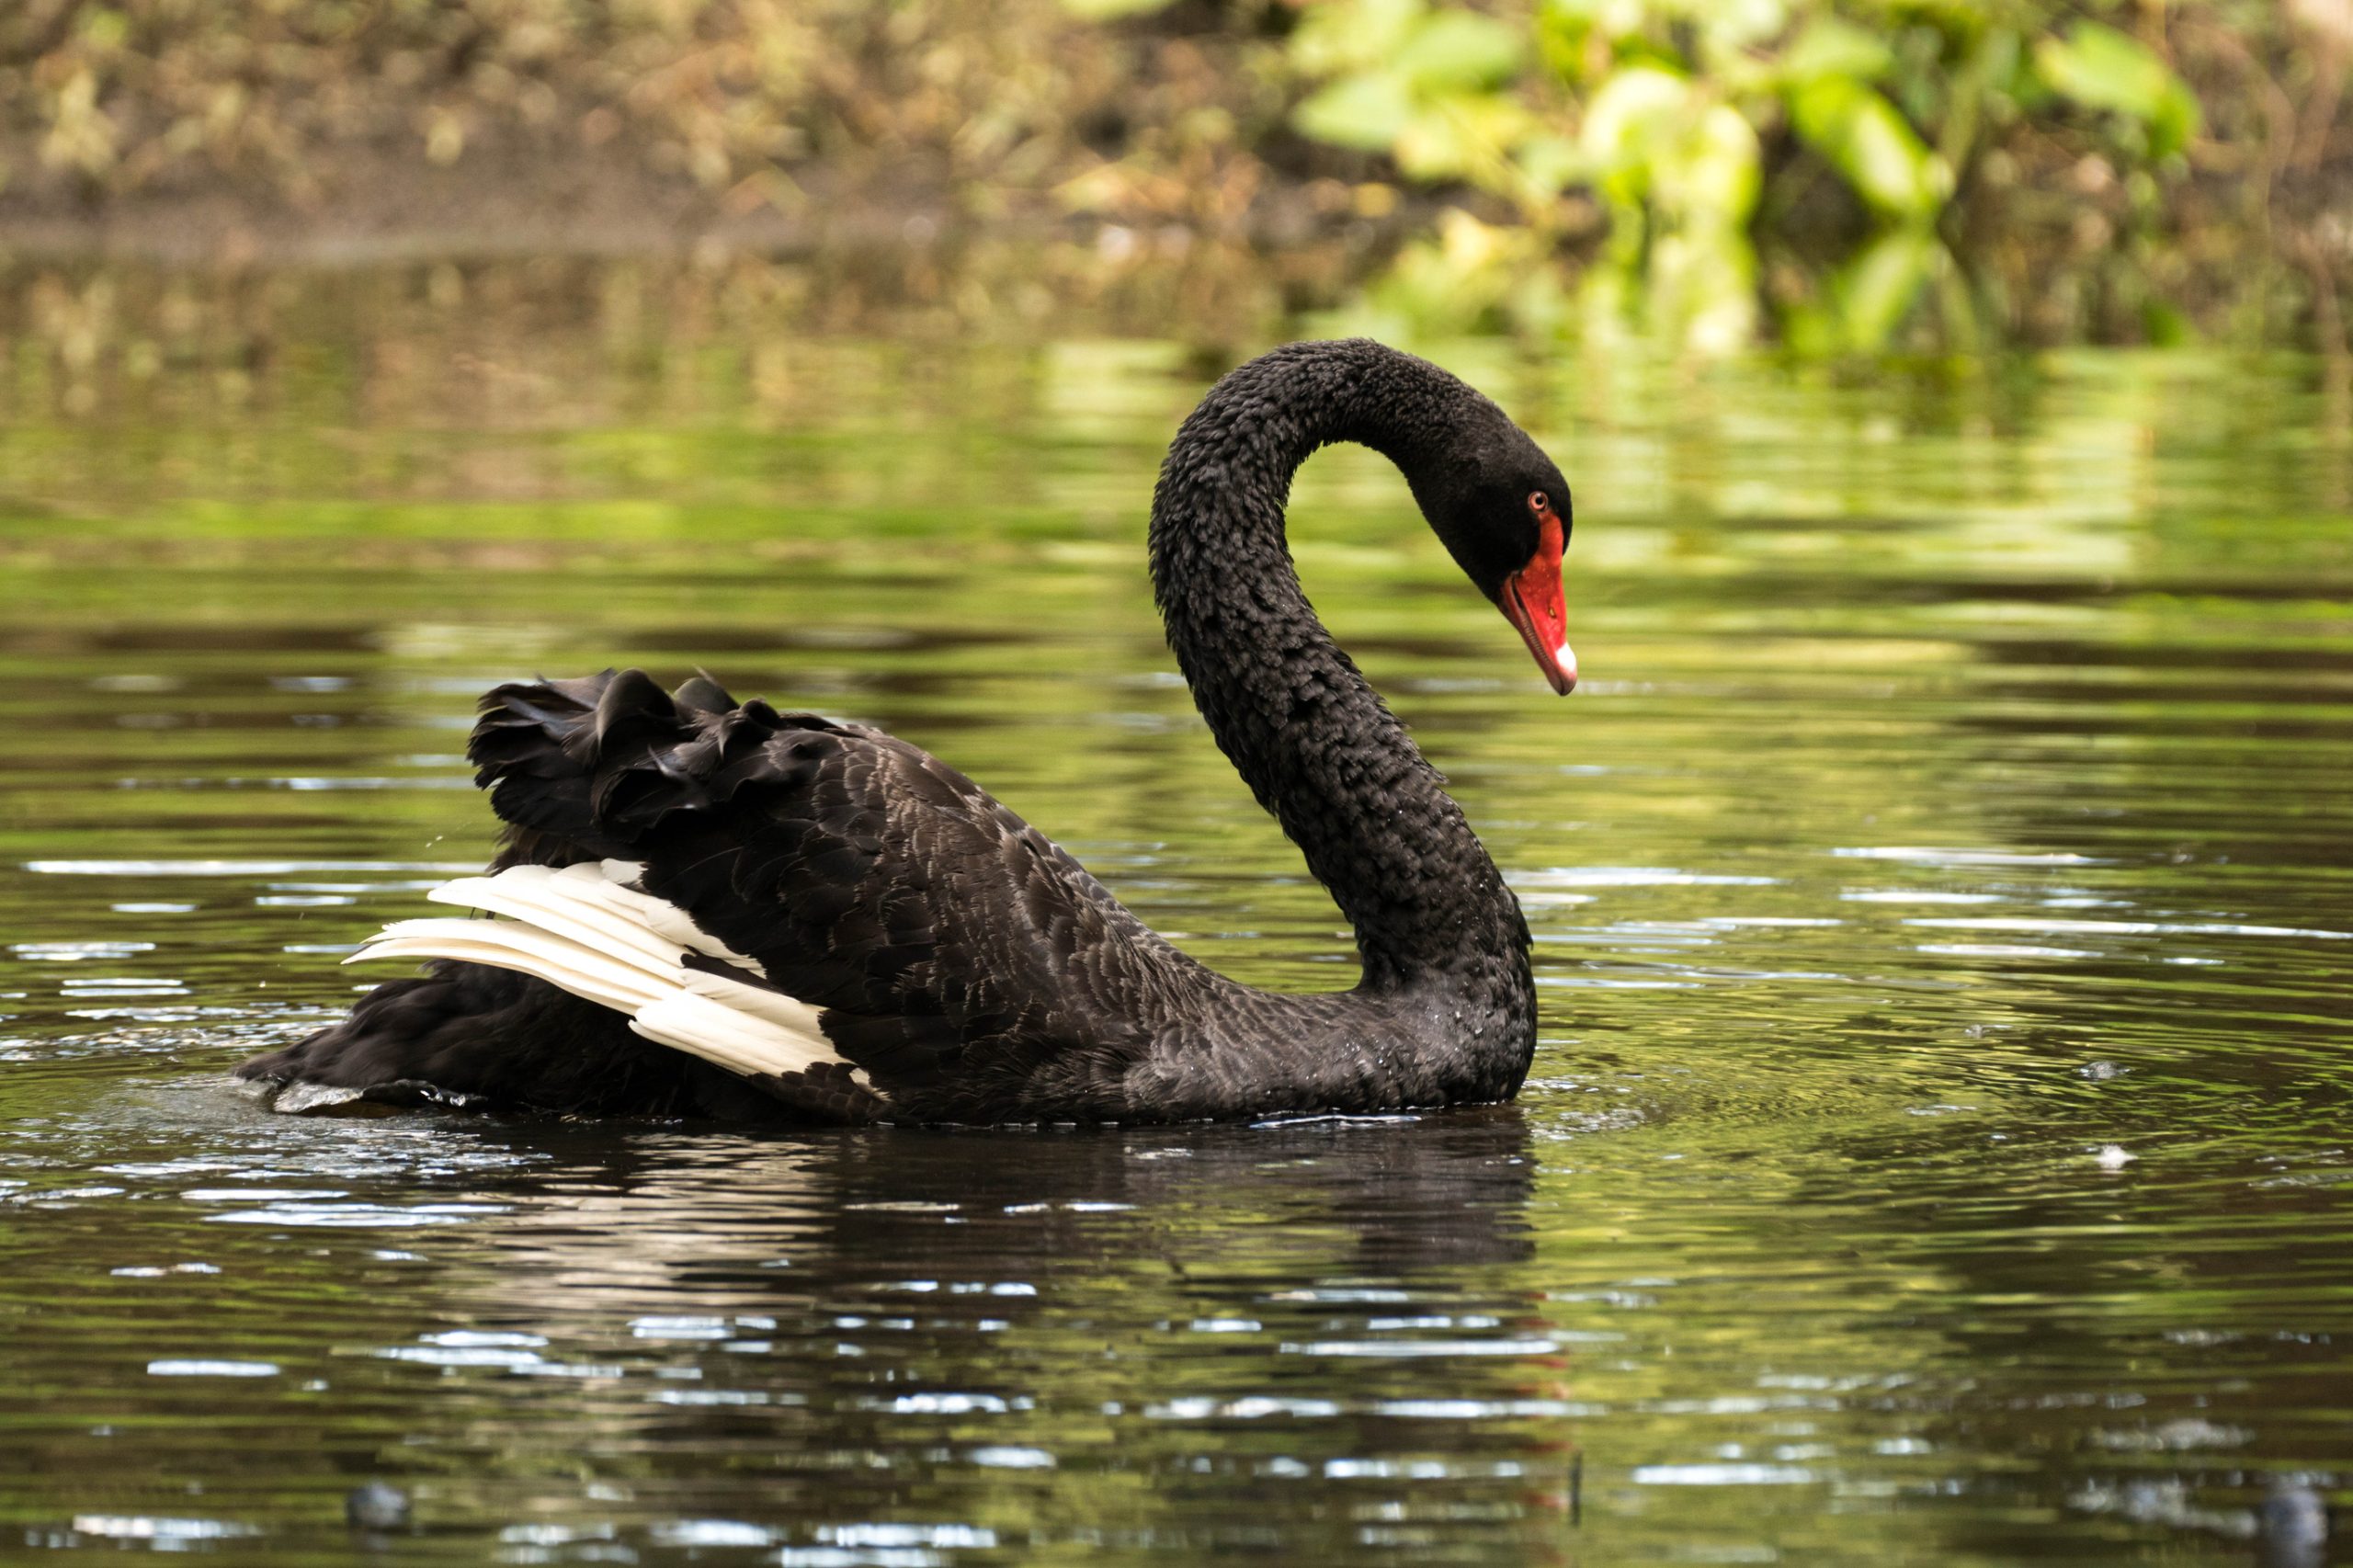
[1528, 492, 1550, 516]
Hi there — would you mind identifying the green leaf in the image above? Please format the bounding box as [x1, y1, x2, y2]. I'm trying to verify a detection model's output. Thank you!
[1827, 224, 1938, 352]
[1676, 101, 1761, 225]
[1399, 10, 1525, 91]
[1579, 66, 1759, 234]
[1290, 0, 1428, 78]
[1778, 17, 1893, 85]
[2141, 299, 2193, 347]
[1512, 131, 1584, 196]
[1396, 92, 1532, 182]
[1696, 0, 1790, 57]
[2150, 81, 2201, 158]
[1533, 2, 1595, 85]
[2034, 22, 2202, 156]
[1395, 103, 1479, 179]
[1581, 64, 1690, 199]
[1789, 75, 1950, 220]
[1294, 71, 1419, 152]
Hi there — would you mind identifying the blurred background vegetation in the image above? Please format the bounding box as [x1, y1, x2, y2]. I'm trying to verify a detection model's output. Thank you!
[0, 0, 2345, 363]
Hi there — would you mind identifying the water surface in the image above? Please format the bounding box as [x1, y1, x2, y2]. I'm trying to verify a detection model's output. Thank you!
[2, 329, 2348, 1564]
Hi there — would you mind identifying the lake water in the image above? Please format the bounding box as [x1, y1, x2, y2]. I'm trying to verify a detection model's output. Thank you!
[1, 316, 2348, 1564]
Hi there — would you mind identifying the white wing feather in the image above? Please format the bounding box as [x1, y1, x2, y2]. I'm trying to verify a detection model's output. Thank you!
[345, 861, 853, 1085]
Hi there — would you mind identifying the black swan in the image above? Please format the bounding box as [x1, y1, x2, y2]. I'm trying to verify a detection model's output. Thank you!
[236, 339, 1576, 1124]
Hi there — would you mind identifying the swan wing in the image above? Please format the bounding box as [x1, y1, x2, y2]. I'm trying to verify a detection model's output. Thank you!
[460, 667, 1179, 1119]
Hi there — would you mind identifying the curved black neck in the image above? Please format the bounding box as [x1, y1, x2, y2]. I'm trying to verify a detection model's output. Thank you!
[1148, 339, 1529, 989]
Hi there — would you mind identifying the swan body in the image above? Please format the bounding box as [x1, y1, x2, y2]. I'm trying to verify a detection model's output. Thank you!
[236, 339, 1577, 1124]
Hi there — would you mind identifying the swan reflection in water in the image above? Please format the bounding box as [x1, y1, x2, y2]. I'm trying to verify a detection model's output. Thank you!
[312, 1108, 1574, 1559]
[407, 1108, 1541, 1320]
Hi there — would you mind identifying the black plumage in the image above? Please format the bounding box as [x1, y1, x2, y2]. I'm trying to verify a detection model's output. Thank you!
[236, 338, 1574, 1124]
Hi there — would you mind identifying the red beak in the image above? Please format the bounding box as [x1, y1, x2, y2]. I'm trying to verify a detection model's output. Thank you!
[1499, 511, 1576, 695]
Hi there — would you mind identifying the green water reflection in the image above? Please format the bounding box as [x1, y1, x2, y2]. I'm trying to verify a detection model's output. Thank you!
[0, 324, 2348, 1565]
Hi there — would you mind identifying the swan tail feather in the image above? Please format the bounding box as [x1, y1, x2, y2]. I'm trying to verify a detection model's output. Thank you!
[471, 668, 845, 858]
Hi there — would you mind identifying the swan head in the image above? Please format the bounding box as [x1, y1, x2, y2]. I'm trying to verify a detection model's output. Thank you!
[1412, 426, 1577, 696]
[1498, 491, 1576, 696]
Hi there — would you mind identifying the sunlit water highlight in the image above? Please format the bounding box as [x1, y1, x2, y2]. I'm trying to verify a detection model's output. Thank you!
[0, 337, 2347, 1564]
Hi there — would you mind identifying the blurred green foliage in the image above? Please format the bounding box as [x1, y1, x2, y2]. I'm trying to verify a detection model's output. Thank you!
[1280, 0, 2233, 351]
